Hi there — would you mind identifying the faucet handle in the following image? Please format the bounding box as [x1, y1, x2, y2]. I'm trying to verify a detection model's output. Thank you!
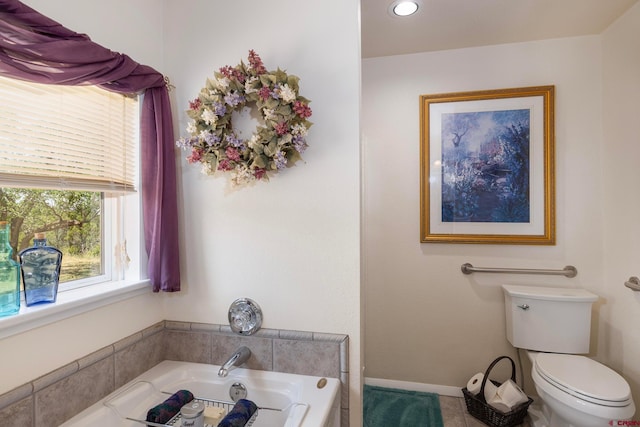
[228, 299, 262, 335]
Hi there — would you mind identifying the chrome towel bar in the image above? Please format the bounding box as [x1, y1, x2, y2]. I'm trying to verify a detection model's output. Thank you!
[461, 263, 578, 278]
[624, 276, 640, 291]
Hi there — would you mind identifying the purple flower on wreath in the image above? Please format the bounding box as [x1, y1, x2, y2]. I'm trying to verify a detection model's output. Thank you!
[225, 133, 245, 149]
[213, 101, 226, 116]
[270, 84, 281, 99]
[224, 91, 245, 107]
[293, 135, 307, 153]
[274, 151, 287, 170]
[204, 133, 221, 146]
[176, 136, 197, 149]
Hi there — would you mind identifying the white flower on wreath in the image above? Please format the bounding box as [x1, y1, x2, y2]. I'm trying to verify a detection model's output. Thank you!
[244, 76, 259, 94]
[201, 109, 217, 126]
[279, 84, 297, 103]
[186, 121, 197, 134]
[216, 76, 230, 90]
[291, 123, 308, 137]
[262, 108, 277, 121]
[231, 164, 256, 187]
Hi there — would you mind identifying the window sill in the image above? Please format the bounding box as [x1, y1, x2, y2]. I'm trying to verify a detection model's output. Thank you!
[0, 279, 151, 340]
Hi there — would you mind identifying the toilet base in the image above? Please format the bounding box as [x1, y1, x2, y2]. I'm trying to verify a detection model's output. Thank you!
[527, 402, 549, 427]
[528, 400, 582, 427]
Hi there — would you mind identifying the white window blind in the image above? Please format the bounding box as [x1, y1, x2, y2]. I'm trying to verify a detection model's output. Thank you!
[0, 76, 138, 192]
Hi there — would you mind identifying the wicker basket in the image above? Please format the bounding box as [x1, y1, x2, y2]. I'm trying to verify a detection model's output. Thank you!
[462, 356, 533, 427]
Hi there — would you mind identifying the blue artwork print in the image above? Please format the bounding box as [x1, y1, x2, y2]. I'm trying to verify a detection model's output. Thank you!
[441, 109, 530, 223]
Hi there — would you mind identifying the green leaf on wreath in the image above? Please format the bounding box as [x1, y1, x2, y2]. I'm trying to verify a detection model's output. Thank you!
[252, 155, 267, 169]
[264, 98, 279, 110]
[286, 149, 302, 166]
[204, 154, 218, 173]
[287, 75, 300, 91]
[265, 140, 278, 157]
[273, 69, 288, 83]
[276, 104, 292, 116]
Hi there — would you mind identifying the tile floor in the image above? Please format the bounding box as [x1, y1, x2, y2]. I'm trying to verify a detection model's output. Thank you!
[439, 396, 532, 427]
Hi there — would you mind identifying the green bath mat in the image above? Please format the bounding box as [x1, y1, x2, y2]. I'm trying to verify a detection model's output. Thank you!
[363, 384, 444, 427]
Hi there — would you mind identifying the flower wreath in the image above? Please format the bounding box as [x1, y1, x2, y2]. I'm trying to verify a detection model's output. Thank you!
[176, 50, 313, 186]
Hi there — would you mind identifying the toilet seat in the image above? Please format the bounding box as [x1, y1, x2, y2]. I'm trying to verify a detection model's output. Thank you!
[534, 353, 632, 407]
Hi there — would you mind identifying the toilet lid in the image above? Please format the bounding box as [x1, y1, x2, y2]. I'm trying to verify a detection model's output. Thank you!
[535, 353, 631, 406]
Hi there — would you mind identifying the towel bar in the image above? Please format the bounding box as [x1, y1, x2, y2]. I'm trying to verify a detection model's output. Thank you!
[624, 276, 640, 291]
[461, 263, 577, 278]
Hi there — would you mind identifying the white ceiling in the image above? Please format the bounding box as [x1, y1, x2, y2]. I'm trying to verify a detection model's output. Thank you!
[361, 0, 639, 58]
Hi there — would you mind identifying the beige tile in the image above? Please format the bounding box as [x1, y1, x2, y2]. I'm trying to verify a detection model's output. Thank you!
[163, 329, 212, 364]
[340, 371, 350, 409]
[439, 395, 467, 427]
[273, 339, 341, 378]
[211, 334, 273, 371]
[113, 331, 143, 352]
[77, 345, 113, 370]
[33, 362, 78, 392]
[279, 329, 313, 340]
[190, 322, 220, 332]
[165, 320, 191, 331]
[339, 336, 349, 373]
[115, 331, 164, 388]
[35, 357, 114, 427]
[341, 407, 350, 427]
[0, 396, 33, 426]
[141, 321, 166, 337]
[0, 383, 32, 409]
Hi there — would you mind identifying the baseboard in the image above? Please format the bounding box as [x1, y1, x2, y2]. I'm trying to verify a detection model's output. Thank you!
[364, 377, 463, 397]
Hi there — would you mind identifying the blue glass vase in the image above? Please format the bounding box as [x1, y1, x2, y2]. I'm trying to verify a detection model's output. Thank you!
[19, 233, 62, 306]
[0, 221, 20, 317]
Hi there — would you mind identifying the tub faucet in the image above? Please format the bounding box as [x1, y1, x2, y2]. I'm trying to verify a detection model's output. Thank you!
[218, 346, 252, 377]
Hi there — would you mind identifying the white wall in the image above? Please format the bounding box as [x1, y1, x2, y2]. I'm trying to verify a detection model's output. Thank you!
[0, 0, 166, 395]
[364, 4, 640, 411]
[0, 2, 363, 426]
[162, 1, 363, 425]
[363, 36, 607, 389]
[601, 0, 640, 405]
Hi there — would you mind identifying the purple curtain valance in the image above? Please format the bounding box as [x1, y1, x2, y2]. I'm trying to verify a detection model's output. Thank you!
[0, 0, 180, 292]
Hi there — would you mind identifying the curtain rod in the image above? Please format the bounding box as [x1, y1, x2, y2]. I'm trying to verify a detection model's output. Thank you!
[461, 263, 578, 278]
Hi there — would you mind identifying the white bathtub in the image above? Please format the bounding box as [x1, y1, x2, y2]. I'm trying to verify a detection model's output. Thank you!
[61, 360, 341, 427]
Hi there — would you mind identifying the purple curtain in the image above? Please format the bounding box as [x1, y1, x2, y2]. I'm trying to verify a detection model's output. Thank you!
[0, 0, 180, 292]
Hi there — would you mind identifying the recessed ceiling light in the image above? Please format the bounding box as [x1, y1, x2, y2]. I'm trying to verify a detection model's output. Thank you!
[391, 1, 419, 17]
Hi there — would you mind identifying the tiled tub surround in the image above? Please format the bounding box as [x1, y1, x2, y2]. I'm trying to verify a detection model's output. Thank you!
[0, 321, 349, 427]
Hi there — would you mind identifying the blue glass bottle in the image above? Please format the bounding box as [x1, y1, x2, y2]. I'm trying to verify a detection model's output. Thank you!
[0, 221, 20, 317]
[19, 233, 62, 306]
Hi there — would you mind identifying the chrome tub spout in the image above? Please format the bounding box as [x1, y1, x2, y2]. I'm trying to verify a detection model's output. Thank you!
[218, 346, 252, 377]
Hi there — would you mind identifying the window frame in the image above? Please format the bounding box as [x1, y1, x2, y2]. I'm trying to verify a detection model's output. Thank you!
[0, 84, 149, 339]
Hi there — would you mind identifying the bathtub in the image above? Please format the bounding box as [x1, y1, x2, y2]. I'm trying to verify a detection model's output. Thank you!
[61, 360, 341, 427]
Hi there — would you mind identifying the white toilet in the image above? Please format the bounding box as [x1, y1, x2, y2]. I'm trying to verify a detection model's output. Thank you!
[502, 285, 635, 427]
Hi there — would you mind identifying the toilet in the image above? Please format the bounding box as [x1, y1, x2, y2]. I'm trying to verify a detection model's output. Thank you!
[502, 285, 635, 427]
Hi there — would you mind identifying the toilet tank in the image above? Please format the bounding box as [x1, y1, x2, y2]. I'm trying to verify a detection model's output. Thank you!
[502, 285, 598, 354]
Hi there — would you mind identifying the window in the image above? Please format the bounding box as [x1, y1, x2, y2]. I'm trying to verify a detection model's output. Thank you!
[0, 75, 141, 292]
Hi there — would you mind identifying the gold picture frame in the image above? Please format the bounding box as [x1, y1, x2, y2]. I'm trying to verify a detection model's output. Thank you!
[420, 86, 555, 244]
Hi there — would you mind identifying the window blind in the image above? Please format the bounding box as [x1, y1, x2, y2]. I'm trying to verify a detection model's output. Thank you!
[0, 76, 138, 192]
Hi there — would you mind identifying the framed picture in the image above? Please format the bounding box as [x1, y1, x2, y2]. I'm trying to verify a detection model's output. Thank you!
[420, 86, 555, 244]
